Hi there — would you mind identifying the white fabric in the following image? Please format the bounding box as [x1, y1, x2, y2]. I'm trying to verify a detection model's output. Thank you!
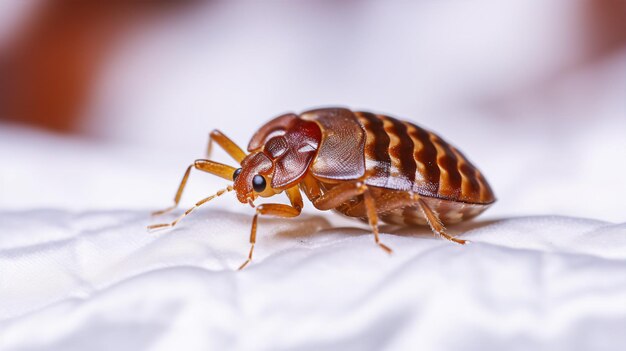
[1, 210, 626, 350]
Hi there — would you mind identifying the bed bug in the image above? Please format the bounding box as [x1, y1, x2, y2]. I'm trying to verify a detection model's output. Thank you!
[148, 107, 496, 269]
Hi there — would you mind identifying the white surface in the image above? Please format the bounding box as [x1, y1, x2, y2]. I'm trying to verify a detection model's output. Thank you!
[1, 210, 625, 351]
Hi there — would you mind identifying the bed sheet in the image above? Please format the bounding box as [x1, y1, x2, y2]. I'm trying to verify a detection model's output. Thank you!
[1, 208, 626, 351]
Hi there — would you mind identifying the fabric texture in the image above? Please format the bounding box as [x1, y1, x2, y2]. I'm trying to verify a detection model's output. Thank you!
[1, 209, 626, 350]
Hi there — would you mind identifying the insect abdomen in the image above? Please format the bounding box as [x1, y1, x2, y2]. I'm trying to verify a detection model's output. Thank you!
[354, 112, 495, 205]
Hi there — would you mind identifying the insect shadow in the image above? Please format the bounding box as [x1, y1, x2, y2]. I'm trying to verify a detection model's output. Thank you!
[173, 208, 333, 238]
[385, 218, 504, 238]
[156, 207, 503, 245]
[286, 217, 504, 242]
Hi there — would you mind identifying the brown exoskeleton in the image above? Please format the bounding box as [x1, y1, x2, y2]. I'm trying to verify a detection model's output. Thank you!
[149, 108, 496, 269]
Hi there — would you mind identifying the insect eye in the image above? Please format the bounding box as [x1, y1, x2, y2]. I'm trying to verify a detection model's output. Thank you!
[252, 175, 266, 192]
[232, 168, 242, 181]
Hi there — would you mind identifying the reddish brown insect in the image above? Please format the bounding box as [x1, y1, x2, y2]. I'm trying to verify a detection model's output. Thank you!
[149, 107, 496, 269]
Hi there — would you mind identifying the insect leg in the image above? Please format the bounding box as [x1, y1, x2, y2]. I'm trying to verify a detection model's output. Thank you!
[346, 191, 468, 245]
[309, 181, 366, 210]
[206, 130, 247, 163]
[238, 200, 302, 270]
[362, 187, 393, 254]
[148, 185, 233, 231]
[311, 181, 392, 254]
[152, 159, 238, 216]
[415, 197, 467, 245]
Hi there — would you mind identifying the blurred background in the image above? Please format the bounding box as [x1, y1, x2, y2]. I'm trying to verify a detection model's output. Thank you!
[0, 0, 625, 221]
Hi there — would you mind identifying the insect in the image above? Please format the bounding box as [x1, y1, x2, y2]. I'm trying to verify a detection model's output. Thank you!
[149, 107, 496, 269]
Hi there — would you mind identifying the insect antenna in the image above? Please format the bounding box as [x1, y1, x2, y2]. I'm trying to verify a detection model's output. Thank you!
[147, 185, 234, 232]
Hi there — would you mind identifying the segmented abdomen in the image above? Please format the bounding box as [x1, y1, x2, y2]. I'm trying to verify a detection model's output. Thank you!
[354, 112, 495, 205]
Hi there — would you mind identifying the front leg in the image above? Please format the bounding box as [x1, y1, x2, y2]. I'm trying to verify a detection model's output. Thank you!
[206, 129, 247, 163]
[152, 159, 237, 216]
[238, 187, 303, 270]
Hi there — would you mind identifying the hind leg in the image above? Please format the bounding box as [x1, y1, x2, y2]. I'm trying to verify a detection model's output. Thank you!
[341, 191, 467, 245]
[381, 193, 468, 244]
[415, 197, 467, 244]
